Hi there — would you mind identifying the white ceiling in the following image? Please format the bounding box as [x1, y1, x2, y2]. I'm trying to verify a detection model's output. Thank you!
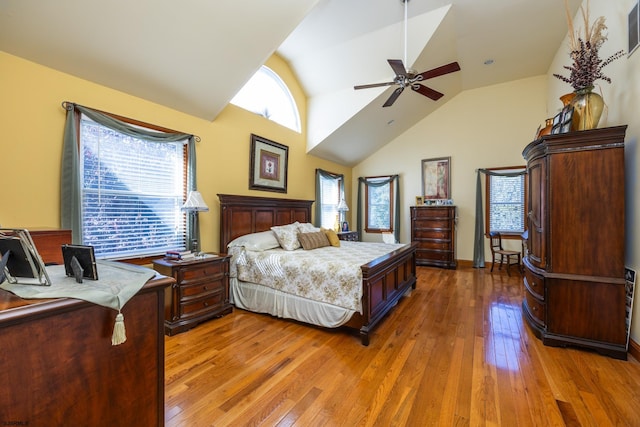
[0, 0, 581, 166]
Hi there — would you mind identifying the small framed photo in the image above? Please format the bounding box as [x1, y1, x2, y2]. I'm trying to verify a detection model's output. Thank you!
[415, 196, 424, 206]
[249, 134, 288, 193]
[559, 106, 574, 133]
[62, 244, 98, 282]
[422, 157, 451, 200]
[551, 111, 563, 135]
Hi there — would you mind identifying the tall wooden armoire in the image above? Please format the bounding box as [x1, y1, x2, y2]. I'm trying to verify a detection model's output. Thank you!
[522, 125, 627, 359]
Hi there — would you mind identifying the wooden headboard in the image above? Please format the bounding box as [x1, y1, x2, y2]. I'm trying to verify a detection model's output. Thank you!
[218, 194, 314, 251]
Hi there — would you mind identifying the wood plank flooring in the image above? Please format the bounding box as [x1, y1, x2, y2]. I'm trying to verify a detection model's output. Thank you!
[165, 266, 640, 426]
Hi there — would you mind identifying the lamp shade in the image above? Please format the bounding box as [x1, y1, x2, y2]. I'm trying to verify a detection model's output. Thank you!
[182, 191, 209, 212]
[337, 198, 349, 212]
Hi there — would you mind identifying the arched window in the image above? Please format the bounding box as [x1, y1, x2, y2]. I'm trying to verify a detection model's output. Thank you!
[231, 66, 301, 132]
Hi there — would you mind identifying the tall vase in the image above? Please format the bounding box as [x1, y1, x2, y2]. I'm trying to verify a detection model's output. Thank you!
[570, 87, 604, 131]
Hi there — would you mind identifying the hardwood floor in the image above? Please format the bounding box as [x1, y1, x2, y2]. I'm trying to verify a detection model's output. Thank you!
[165, 266, 640, 426]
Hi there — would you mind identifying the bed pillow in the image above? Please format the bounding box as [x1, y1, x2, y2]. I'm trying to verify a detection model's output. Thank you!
[321, 228, 340, 247]
[298, 231, 330, 250]
[227, 230, 280, 251]
[270, 222, 301, 250]
[297, 222, 320, 233]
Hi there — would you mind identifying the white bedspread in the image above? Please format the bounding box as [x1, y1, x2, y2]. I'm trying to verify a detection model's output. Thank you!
[229, 241, 405, 313]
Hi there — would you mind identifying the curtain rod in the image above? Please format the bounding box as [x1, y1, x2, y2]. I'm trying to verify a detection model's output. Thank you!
[61, 101, 201, 142]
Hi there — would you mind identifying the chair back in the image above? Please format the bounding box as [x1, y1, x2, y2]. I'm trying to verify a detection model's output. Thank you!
[489, 231, 503, 253]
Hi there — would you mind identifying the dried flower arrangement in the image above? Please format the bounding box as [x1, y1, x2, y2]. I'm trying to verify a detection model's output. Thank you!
[553, 0, 625, 92]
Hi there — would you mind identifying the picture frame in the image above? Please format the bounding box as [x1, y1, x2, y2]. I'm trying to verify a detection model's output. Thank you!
[421, 157, 451, 200]
[560, 106, 574, 134]
[62, 244, 98, 282]
[0, 228, 51, 286]
[249, 134, 288, 193]
[415, 196, 424, 206]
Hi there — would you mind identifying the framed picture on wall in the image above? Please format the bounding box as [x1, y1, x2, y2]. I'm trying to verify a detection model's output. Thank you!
[249, 134, 288, 193]
[421, 157, 451, 200]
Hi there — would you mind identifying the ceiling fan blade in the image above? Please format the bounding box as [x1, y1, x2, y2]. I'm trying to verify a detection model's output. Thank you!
[412, 84, 444, 101]
[416, 62, 461, 80]
[354, 81, 395, 90]
[383, 87, 404, 107]
[387, 59, 408, 77]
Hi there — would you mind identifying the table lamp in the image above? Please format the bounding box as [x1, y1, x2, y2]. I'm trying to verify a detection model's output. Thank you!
[182, 191, 209, 253]
[337, 198, 349, 231]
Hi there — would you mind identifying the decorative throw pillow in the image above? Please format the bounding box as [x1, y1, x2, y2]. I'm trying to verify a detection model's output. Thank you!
[298, 231, 330, 250]
[227, 230, 280, 251]
[297, 222, 320, 233]
[321, 228, 340, 247]
[270, 222, 301, 250]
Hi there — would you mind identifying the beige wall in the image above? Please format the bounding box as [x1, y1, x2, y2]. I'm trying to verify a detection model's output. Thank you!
[0, 52, 351, 253]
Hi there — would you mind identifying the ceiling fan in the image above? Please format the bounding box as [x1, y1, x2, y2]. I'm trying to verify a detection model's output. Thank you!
[354, 0, 461, 107]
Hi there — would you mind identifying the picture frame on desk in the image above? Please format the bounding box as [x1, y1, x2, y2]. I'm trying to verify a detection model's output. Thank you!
[62, 244, 98, 282]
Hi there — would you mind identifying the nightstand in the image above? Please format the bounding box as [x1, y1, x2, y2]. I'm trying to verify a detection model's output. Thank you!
[337, 231, 358, 241]
[152, 254, 232, 335]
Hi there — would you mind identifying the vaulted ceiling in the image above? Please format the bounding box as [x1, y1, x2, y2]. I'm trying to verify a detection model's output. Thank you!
[0, 0, 581, 166]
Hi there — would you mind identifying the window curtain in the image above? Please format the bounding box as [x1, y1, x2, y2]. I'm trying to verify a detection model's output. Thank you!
[473, 168, 527, 267]
[356, 175, 400, 243]
[61, 103, 197, 247]
[314, 169, 344, 228]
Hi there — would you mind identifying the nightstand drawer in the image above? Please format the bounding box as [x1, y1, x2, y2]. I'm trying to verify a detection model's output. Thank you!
[178, 261, 225, 284]
[337, 231, 358, 241]
[180, 278, 224, 298]
[180, 290, 224, 318]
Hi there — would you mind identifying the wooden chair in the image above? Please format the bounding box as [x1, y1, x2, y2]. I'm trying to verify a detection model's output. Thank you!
[489, 231, 521, 276]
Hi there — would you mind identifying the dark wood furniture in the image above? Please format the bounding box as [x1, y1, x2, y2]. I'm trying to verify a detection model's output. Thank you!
[0, 237, 174, 425]
[153, 254, 232, 335]
[489, 231, 521, 276]
[410, 205, 457, 269]
[29, 229, 72, 265]
[218, 194, 417, 345]
[522, 125, 627, 359]
[337, 231, 358, 241]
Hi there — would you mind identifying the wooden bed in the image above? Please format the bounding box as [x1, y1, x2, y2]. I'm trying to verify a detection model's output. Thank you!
[218, 194, 417, 345]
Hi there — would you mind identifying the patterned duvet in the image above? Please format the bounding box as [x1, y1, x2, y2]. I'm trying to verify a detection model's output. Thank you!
[228, 241, 405, 313]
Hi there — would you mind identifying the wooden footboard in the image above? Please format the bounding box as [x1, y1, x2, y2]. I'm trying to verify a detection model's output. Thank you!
[218, 194, 417, 346]
[345, 242, 417, 345]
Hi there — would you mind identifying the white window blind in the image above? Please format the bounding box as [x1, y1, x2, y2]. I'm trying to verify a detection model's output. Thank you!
[80, 116, 187, 259]
[489, 173, 525, 233]
[319, 174, 341, 229]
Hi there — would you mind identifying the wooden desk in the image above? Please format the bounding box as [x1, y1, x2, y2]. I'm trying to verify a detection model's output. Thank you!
[0, 273, 174, 426]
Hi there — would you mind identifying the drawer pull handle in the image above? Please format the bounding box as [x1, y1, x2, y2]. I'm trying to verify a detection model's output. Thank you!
[204, 302, 209, 307]
[203, 286, 208, 291]
[533, 306, 538, 311]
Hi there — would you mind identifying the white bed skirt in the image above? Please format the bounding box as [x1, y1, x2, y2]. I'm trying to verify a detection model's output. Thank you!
[230, 277, 355, 328]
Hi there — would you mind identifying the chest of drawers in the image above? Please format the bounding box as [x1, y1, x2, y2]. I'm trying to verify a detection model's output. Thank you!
[410, 206, 456, 269]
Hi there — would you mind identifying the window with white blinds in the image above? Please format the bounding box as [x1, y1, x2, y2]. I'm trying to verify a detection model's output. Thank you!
[80, 115, 188, 259]
[319, 173, 342, 229]
[487, 171, 526, 234]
